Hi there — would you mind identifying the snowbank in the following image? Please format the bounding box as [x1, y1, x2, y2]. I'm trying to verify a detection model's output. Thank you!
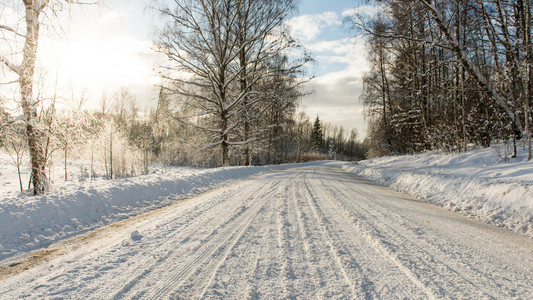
[0, 163, 293, 261]
[344, 146, 533, 238]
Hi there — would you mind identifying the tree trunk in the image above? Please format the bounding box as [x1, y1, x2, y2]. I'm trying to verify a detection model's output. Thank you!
[240, 49, 251, 166]
[379, 44, 389, 147]
[110, 134, 113, 179]
[519, 0, 532, 160]
[461, 65, 467, 153]
[91, 143, 94, 181]
[13, 143, 23, 192]
[104, 141, 108, 179]
[64, 142, 68, 180]
[21, 1, 48, 195]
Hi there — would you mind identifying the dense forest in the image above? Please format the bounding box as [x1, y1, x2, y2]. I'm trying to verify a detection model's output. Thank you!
[353, 0, 532, 159]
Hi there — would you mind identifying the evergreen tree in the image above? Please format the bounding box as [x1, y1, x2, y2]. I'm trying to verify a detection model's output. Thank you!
[310, 116, 325, 152]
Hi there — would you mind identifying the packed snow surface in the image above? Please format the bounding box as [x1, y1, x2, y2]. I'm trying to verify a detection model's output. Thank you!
[344, 145, 533, 238]
[1, 162, 532, 298]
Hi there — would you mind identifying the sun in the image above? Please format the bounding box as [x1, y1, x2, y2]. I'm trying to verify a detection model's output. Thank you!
[36, 6, 162, 110]
[51, 36, 155, 89]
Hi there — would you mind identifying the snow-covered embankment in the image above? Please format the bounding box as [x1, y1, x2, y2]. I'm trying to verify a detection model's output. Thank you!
[0, 164, 291, 261]
[344, 147, 533, 238]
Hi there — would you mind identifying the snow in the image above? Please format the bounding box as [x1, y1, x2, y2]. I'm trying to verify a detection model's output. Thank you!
[1, 144, 532, 265]
[0, 152, 296, 261]
[1, 162, 532, 298]
[344, 145, 533, 238]
[130, 230, 143, 241]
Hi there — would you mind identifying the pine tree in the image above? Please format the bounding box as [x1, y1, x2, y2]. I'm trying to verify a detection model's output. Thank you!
[310, 116, 325, 152]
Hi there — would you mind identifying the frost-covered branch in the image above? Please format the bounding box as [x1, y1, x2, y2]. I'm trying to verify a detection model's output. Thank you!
[0, 54, 21, 75]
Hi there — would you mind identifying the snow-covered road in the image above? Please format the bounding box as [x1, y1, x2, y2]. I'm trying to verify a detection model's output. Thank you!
[1, 162, 532, 298]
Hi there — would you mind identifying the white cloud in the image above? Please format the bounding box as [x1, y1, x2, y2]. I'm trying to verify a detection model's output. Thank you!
[307, 38, 354, 55]
[299, 82, 366, 138]
[312, 37, 368, 85]
[342, 4, 383, 19]
[286, 11, 341, 41]
[299, 36, 370, 138]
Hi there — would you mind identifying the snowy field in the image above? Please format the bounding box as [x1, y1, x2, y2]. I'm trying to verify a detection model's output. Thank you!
[344, 144, 533, 238]
[0, 152, 295, 261]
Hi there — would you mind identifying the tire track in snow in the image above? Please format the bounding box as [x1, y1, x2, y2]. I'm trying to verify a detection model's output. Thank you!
[195, 170, 306, 299]
[194, 174, 294, 299]
[229, 204, 272, 299]
[3, 163, 533, 299]
[12, 189, 235, 299]
[315, 167, 510, 298]
[104, 186, 257, 299]
[303, 170, 421, 298]
[275, 182, 293, 298]
[300, 170, 365, 299]
[304, 168, 426, 298]
[196, 200, 268, 299]
[291, 172, 375, 298]
[289, 176, 325, 296]
[306, 169, 437, 298]
[350, 178, 533, 281]
[275, 174, 323, 298]
[337, 183, 494, 297]
[141, 176, 284, 300]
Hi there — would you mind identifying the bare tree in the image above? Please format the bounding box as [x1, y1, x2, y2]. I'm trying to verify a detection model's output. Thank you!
[232, 0, 301, 165]
[155, 0, 241, 166]
[352, 0, 532, 158]
[155, 0, 305, 166]
[2, 123, 27, 192]
[417, 0, 530, 157]
[1, 0, 96, 194]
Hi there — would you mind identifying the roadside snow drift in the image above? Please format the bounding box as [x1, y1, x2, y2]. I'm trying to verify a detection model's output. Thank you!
[0, 163, 293, 261]
[344, 146, 533, 238]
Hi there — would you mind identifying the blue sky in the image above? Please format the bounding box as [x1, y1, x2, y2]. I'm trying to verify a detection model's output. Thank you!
[299, 0, 359, 37]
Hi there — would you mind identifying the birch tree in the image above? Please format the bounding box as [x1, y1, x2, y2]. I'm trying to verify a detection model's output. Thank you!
[1, 0, 95, 194]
